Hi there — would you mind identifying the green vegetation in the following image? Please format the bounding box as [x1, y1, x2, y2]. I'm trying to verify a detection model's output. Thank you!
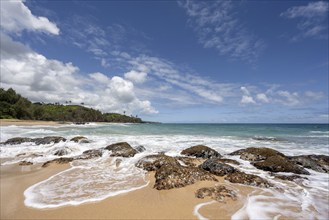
[0, 88, 143, 123]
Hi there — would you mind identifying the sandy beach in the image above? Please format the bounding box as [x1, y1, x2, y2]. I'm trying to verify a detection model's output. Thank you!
[0, 162, 253, 219]
[0, 119, 62, 126]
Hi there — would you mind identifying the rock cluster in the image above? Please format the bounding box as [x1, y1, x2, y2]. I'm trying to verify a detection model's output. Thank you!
[200, 158, 236, 176]
[105, 142, 137, 157]
[225, 171, 273, 188]
[3, 136, 66, 145]
[181, 145, 221, 159]
[195, 185, 237, 202]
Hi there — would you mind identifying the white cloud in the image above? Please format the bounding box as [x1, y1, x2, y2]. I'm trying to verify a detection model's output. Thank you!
[256, 93, 270, 103]
[0, 0, 59, 35]
[178, 0, 264, 63]
[281, 1, 329, 40]
[0, 33, 157, 115]
[124, 70, 148, 84]
[277, 90, 300, 106]
[240, 86, 251, 95]
[304, 91, 324, 100]
[241, 95, 256, 104]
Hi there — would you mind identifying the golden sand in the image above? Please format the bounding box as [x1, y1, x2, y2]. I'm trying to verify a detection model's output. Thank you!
[0, 162, 254, 219]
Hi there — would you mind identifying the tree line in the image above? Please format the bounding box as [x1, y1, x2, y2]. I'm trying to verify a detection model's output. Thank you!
[0, 88, 143, 123]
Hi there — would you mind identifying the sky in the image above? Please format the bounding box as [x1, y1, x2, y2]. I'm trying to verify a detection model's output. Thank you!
[0, 0, 328, 123]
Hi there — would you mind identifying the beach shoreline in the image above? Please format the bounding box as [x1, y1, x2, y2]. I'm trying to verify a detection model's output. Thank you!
[0, 119, 63, 126]
[0, 162, 251, 219]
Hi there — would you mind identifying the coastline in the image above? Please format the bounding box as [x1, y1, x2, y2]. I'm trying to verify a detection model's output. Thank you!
[0, 119, 63, 126]
[0, 162, 251, 219]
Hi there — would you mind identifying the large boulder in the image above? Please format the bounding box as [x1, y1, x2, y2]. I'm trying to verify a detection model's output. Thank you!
[195, 185, 237, 202]
[3, 137, 33, 145]
[33, 136, 66, 145]
[229, 147, 285, 162]
[75, 149, 103, 160]
[154, 164, 217, 190]
[70, 136, 90, 143]
[200, 158, 236, 176]
[225, 171, 273, 188]
[253, 155, 310, 175]
[136, 154, 180, 171]
[289, 155, 329, 173]
[181, 145, 221, 159]
[105, 142, 137, 157]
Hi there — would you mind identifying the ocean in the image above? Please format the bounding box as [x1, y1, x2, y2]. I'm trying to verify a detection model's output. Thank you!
[1, 123, 328, 219]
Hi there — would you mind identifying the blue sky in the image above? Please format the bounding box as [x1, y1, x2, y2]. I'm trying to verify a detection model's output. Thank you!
[1, 0, 328, 123]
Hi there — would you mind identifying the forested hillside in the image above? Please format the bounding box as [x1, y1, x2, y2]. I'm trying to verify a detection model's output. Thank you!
[0, 88, 143, 123]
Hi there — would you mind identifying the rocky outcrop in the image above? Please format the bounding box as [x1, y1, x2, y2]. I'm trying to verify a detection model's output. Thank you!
[3, 137, 33, 145]
[53, 147, 72, 156]
[105, 142, 137, 157]
[136, 154, 180, 171]
[273, 174, 306, 182]
[200, 159, 236, 176]
[175, 156, 203, 167]
[42, 157, 74, 167]
[33, 136, 67, 145]
[195, 185, 237, 202]
[225, 171, 273, 188]
[230, 147, 285, 162]
[135, 145, 146, 153]
[181, 145, 221, 159]
[70, 136, 90, 143]
[19, 161, 33, 166]
[289, 155, 329, 173]
[154, 164, 217, 190]
[76, 149, 103, 160]
[253, 155, 310, 175]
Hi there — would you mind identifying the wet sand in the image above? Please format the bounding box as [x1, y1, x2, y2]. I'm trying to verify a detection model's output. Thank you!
[0, 162, 254, 219]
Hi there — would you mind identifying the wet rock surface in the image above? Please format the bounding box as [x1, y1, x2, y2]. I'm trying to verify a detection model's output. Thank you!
[70, 136, 90, 143]
[230, 147, 285, 161]
[273, 174, 307, 182]
[33, 136, 67, 145]
[154, 164, 217, 190]
[181, 145, 221, 159]
[200, 158, 236, 176]
[53, 147, 72, 156]
[195, 185, 237, 202]
[135, 145, 146, 153]
[19, 161, 33, 166]
[136, 154, 181, 171]
[3, 137, 33, 145]
[76, 149, 103, 160]
[42, 157, 74, 167]
[253, 155, 310, 175]
[215, 158, 240, 165]
[175, 156, 203, 167]
[225, 171, 273, 188]
[105, 142, 137, 157]
[289, 155, 329, 173]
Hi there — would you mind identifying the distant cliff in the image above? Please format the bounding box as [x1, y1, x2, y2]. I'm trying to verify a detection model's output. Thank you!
[0, 88, 143, 123]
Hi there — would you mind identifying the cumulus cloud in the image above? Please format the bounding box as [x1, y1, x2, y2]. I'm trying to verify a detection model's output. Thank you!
[281, 1, 329, 40]
[178, 0, 265, 63]
[124, 70, 148, 84]
[0, 33, 157, 114]
[276, 90, 300, 106]
[240, 87, 255, 104]
[256, 93, 270, 103]
[0, 0, 59, 35]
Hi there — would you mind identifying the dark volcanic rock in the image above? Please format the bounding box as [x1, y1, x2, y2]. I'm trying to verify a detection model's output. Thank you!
[53, 147, 72, 156]
[253, 155, 310, 175]
[42, 157, 74, 167]
[200, 159, 236, 176]
[135, 145, 146, 153]
[70, 136, 90, 143]
[195, 185, 237, 202]
[33, 136, 66, 145]
[289, 155, 329, 173]
[19, 161, 33, 166]
[229, 147, 285, 162]
[225, 171, 273, 188]
[76, 149, 103, 160]
[154, 164, 217, 190]
[136, 154, 180, 171]
[3, 137, 33, 145]
[105, 142, 137, 157]
[181, 145, 221, 159]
